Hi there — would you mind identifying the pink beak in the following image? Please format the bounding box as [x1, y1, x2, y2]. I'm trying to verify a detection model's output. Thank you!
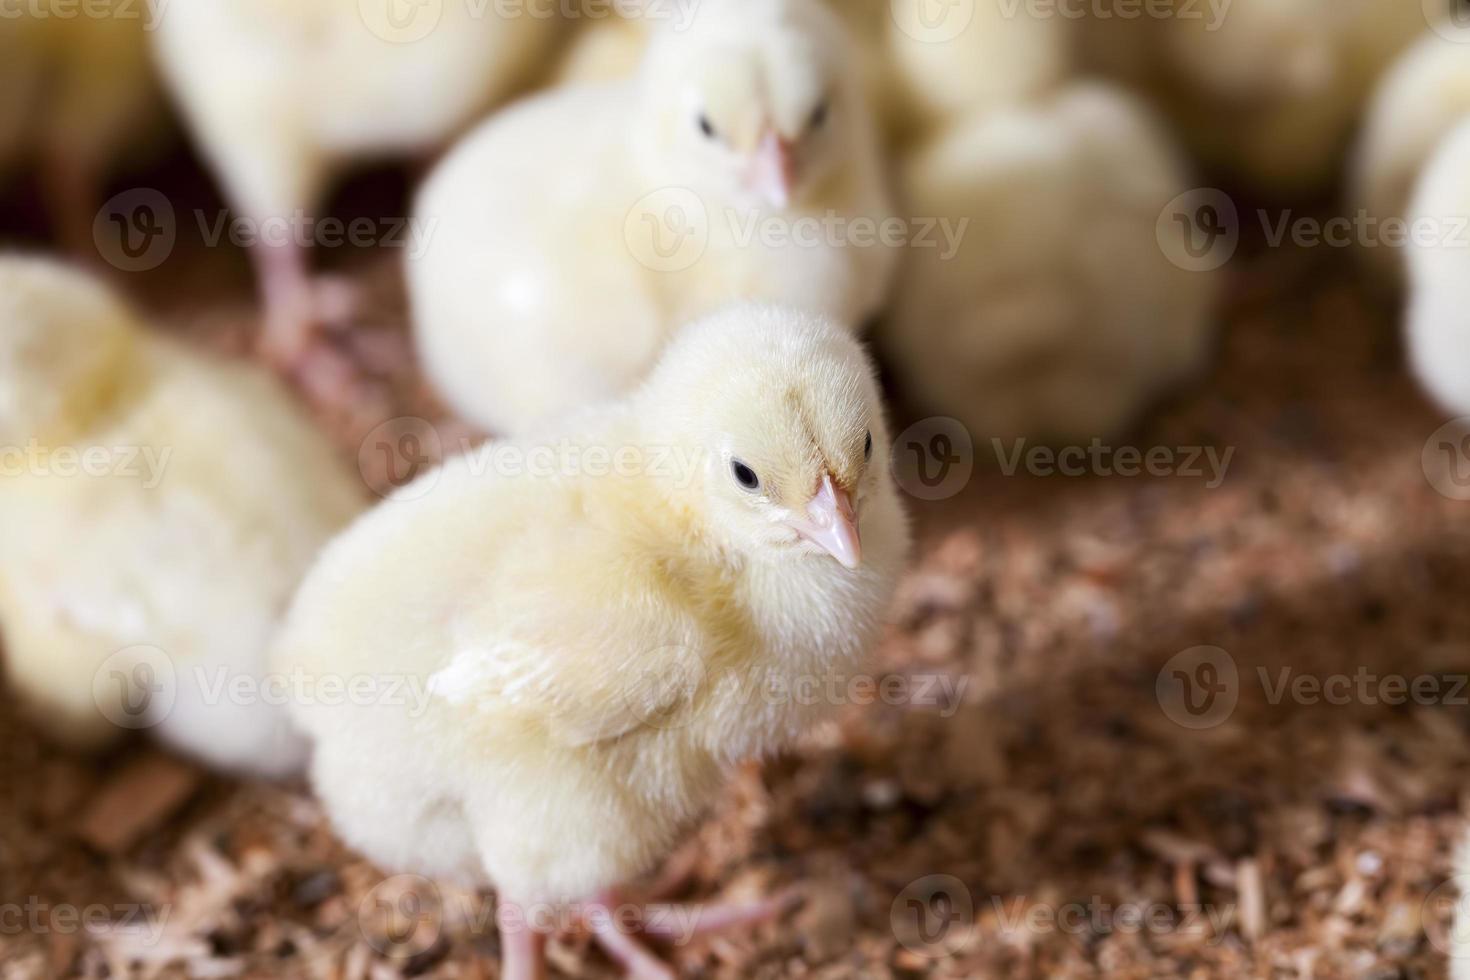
[751, 130, 797, 209]
[792, 473, 862, 568]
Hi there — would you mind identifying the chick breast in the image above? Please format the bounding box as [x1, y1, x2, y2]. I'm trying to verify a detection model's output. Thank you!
[879, 83, 1219, 444]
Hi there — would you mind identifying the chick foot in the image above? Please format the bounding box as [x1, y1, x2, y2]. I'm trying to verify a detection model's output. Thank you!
[583, 888, 797, 980]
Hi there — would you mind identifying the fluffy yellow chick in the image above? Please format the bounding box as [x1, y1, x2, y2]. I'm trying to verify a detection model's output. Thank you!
[882, 0, 1071, 146]
[878, 84, 1218, 443]
[1351, 31, 1470, 283]
[1082, 0, 1428, 196]
[1402, 117, 1470, 416]
[409, 0, 896, 435]
[545, 1, 656, 86]
[273, 305, 909, 979]
[0, 257, 364, 776]
[0, 1, 164, 254]
[150, 0, 558, 366]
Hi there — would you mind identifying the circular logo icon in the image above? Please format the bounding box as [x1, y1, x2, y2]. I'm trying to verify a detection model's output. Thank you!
[1156, 646, 1239, 730]
[92, 645, 177, 730]
[1156, 188, 1239, 273]
[624, 187, 709, 273]
[358, 416, 444, 500]
[1425, 0, 1470, 42]
[1422, 874, 1470, 956]
[890, 874, 974, 958]
[358, 874, 444, 957]
[890, 0, 976, 44]
[93, 189, 176, 273]
[616, 649, 706, 732]
[890, 417, 974, 501]
[358, 0, 443, 43]
[1423, 417, 1470, 500]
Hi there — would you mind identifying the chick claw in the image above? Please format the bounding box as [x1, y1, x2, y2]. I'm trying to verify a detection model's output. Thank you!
[499, 889, 797, 980]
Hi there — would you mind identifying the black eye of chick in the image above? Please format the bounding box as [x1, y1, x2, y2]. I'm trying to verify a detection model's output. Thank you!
[863, 430, 872, 460]
[809, 101, 829, 130]
[731, 459, 761, 492]
[698, 114, 716, 138]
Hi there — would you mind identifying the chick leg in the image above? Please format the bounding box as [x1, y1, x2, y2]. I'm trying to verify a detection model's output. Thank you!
[498, 916, 547, 980]
[254, 239, 317, 369]
[584, 889, 794, 979]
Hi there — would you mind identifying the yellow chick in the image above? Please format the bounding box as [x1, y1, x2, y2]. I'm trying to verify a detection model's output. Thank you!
[882, 0, 1071, 146]
[149, 0, 558, 366]
[1351, 32, 1470, 284]
[878, 84, 1218, 443]
[273, 305, 909, 979]
[0, 1, 164, 255]
[545, 1, 656, 87]
[1081, 0, 1428, 196]
[0, 257, 364, 777]
[409, 0, 896, 435]
[1403, 117, 1470, 416]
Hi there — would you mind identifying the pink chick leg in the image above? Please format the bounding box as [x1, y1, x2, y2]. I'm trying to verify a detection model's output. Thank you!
[497, 915, 548, 980]
[581, 888, 797, 979]
[252, 240, 366, 414]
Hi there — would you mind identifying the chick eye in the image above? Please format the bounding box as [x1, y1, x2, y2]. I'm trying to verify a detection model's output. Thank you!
[698, 114, 717, 139]
[730, 459, 761, 492]
[809, 100, 829, 131]
[863, 430, 872, 460]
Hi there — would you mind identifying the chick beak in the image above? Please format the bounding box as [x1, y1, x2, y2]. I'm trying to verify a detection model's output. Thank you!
[751, 130, 797, 210]
[792, 473, 862, 569]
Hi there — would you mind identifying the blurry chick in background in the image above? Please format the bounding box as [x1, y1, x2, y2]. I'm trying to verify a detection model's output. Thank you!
[0, 257, 364, 778]
[879, 85, 1218, 444]
[149, 0, 558, 375]
[410, 0, 896, 436]
[273, 306, 909, 980]
[0, 1, 165, 257]
[1351, 32, 1470, 284]
[1081, 0, 1428, 197]
[1402, 118, 1470, 418]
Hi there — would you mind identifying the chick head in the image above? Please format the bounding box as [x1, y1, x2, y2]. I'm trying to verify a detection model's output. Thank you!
[637, 0, 857, 210]
[1165, 0, 1340, 102]
[638, 304, 887, 569]
[0, 257, 144, 445]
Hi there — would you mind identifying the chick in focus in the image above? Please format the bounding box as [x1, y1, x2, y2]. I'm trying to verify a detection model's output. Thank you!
[1081, 0, 1428, 196]
[1351, 32, 1470, 283]
[273, 305, 909, 979]
[149, 0, 557, 370]
[0, 257, 364, 777]
[1402, 117, 1470, 417]
[409, 0, 896, 435]
[878, 84, 1219, 443]
[0, 1, 165, 256]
